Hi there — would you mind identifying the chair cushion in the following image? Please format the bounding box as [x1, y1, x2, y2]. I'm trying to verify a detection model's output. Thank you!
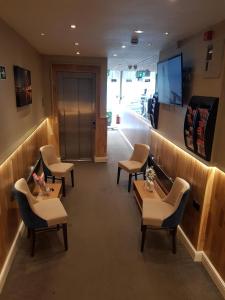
[48, 162, 74, 176]
[142, 199, 174, 227]
[118, 160, 143, 173]
[34, 198, 68, 226]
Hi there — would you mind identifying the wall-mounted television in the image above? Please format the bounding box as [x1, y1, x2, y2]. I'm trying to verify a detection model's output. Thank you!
[157, 54, 183, 105]
[14, 66, 32, 107]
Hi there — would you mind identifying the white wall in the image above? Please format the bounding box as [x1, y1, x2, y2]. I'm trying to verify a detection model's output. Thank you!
[0, 18, 45, 162]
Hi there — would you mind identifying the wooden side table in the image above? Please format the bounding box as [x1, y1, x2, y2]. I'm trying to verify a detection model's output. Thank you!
[133, 180, 165, 212]
[33, 183, 62, 200]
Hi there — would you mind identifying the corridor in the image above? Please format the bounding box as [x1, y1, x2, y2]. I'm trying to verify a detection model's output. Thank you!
[1, 130, 222, 300]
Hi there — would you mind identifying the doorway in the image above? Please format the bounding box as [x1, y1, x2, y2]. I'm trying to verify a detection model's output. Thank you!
[57, 72, 96, 161]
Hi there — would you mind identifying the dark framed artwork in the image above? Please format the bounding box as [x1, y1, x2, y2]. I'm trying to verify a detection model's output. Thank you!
[13, 65, 32, 107]
[0, 66, 6, 79]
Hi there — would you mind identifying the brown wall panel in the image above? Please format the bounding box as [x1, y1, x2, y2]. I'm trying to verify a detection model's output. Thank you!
[150, 131, 210, 248]
[95, 117, 107, 157]
[204, 169, 225, 280]
[0, 119, 49, 274]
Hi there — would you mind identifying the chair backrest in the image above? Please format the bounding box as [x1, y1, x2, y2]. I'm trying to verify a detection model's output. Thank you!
[162, 177, 190, 228]
[13, 178, 47, 229]
[40, 145, 58, 177]
[40, 145, 58, 167]
[130, 144, 150, 165]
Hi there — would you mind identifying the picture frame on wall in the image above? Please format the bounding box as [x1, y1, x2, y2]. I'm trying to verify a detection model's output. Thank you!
[13, 65, 32, 107]
[0, 66, 6, 79]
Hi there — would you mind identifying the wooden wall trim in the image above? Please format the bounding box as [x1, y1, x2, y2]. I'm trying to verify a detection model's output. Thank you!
[0, 118, 49, 279]
[150, 130, 210, 249]
[119, 127, 225, 296]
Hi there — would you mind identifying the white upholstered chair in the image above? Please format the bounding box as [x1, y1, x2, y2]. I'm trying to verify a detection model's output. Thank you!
[40, 145, 74, 197]
[117, 143, 150, 192]
[141, 177, 190, 253]
[14, 178, 68, 256]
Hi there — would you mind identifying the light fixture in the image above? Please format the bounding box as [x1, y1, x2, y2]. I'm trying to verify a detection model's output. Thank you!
[41, 33, 45, 36]
[76, 51, 80, 55]
[164, 32, 169, 36]
[70, 24, 76, 29]
[121, 45, 126, 49]
[148, 43, 152, 46]
[113, 54, 117, 57]
[75, 42, 79, 46]
[134, 30, 144, 34]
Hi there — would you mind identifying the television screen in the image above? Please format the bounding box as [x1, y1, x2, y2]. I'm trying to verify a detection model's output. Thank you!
[157, 54, 183, 105]
[14, 66, 32, 107]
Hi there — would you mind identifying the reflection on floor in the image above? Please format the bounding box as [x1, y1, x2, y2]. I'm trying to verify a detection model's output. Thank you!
[1, 131, 222, 300]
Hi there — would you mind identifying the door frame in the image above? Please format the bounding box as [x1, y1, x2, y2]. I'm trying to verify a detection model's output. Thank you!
[51, 64, 106, 161]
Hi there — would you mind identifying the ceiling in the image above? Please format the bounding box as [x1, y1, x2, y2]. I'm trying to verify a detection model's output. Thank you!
[0, 0, 225, 70]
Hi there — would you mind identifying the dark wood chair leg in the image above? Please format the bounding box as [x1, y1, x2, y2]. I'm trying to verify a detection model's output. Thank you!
[143, 172, 146, 180]
[135, 173, 137, 180]
[128, 173, 132, 192]
[52, 176, 55, 183]
[117, 167, 121, 184]
[62, 224, 68, 251]
[31, 229, 36, 257]
[172, 227, 177, 254]
[141, 224, 147, 252]
[62, 177, 66, 197]
[27, 228, 31, 239]
[71, 170, 74, 187]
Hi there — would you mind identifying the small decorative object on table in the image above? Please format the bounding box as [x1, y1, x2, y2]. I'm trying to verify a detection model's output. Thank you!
[33, 172, 50, 196]
[145, 166, 156, 192]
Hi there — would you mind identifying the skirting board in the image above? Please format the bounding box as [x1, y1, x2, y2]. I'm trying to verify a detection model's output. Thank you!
[94, 156, 108, 163]
[202, 253, 225, 299]
[177, 226, 203, 262]
[0, 222, 25, 294]
[178, 226, 225, 298]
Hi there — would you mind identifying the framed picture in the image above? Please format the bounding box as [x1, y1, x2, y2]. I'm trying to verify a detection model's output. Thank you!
[13, 65, 32, 107]
[0, 66, 6, 79]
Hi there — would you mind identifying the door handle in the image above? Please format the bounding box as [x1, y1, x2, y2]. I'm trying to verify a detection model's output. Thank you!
[92, 121, 96, 129]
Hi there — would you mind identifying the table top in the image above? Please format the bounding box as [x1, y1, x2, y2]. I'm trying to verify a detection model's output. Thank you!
[133, 180, 165, 201]
[33, 183, 62, 200]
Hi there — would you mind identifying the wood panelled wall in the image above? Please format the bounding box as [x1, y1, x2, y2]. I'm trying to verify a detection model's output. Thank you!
[204, 169, 225, 281]
[95, 117, 107, 157]
[0, 119, 48, 272]
[150, 131, 210, 249]
[150, 130, 225, 284]
[120, 110, 225, 283]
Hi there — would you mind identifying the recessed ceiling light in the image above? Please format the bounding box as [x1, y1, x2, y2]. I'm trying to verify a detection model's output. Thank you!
[75, 42, 79, 46]
[121, 45, 126, 49]
[76, 51, 80, 55]
[113, 54, 117, 57]
[70, 24, 76, 29]
[164, 32, 169, 36]
[40, 33, 45, 36]
[134, 30, 144, 34]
